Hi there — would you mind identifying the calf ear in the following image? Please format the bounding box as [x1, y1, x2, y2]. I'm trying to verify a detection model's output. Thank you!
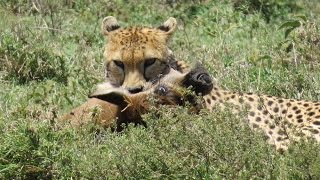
[158, 17, 177, 35]
[183, 62, 213, 96]
[101, 16, 121, 35]
[89, 82, 128, 105]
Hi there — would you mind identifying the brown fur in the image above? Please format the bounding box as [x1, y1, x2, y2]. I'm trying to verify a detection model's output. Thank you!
[60, 66, 213, 131]
[60, 95, 149, 132]
[60, 98, 120, 128]
[60, 85, 183, 131]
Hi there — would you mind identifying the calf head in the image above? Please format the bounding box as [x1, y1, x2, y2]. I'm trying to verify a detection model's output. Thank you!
[62, 63, 213, 131]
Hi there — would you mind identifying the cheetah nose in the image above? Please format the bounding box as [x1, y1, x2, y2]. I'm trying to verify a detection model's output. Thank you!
[128, 86, 143, 94]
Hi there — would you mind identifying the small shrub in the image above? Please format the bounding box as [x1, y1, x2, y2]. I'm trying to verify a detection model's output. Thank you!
[233, 0, 302, 22]
[278, 17, 320, 66]
[0, 32, 68, 84]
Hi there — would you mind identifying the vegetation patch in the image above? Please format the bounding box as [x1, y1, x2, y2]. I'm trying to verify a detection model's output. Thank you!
[1, 0, 320, 178]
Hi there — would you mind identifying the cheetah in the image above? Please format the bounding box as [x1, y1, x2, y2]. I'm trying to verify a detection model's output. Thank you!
[61, 16, 203, 130]
[68, 16, 320, 150]
[101, 16, 189, 94]
[203, 79, 320, 151]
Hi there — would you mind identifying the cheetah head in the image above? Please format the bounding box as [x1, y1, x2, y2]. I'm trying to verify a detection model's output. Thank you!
[101, 16, 177, 94]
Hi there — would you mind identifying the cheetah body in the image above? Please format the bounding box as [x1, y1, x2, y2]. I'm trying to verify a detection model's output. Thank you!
[71, 16, 320, 150]
[204, 86, 320, 150]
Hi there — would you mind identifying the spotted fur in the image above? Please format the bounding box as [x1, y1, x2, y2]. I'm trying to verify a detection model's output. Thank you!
[83, 16, 320, 150]
[61, 17, 203, 130]
[101, 16, 183, 93]
[203, 83, 320, 151]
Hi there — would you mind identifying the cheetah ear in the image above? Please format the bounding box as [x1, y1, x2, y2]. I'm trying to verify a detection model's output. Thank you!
[158, 17, 177, 35]
[101, 16, 121, 35]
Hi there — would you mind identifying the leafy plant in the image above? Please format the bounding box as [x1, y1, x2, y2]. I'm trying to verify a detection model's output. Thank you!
[0, 32, 68, 84]
[233, 0, 302, 22]
[278, 16, 320, 65]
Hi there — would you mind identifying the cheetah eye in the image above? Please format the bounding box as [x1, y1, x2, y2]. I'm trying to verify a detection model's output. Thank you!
[113, 60, 124, 69]
[144, 58, 157, 68]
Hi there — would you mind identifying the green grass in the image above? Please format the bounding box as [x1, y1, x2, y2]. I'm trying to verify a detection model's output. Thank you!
[1, 0, 320, 179]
